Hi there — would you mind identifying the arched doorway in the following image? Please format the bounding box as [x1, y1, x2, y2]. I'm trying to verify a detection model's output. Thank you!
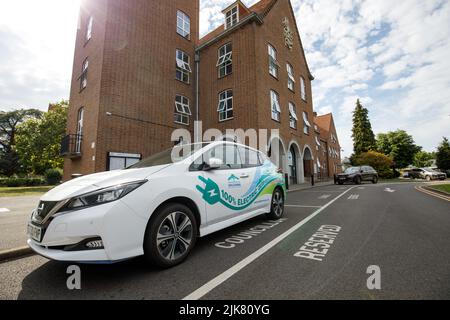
[268, 136, 287, 174]
[303, 146, 314, 181]
[287, 141, 301, 185]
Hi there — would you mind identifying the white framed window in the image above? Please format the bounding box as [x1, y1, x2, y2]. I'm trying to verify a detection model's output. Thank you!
[300, 76, 307, 101]
[303, 111, 311, 135]
[268, 44, 279, 78]
[315, 136, 321, 151]
[176, 49, 191, 83]
[174, 95, 192, 125]
[270, 90, 281, 122]
[177, 10, 190, 39]
[287, 63, 295, 91]
[108, 152, 141, 171]
[75, 107, 84, 153]
[288, 102, 298, 129]
[86, 16, 93, 41]
[218, 90, 233, 121]
[217, 43, 232, 78]
[80, 58, 88, 91]
[225, 6, 239, 29]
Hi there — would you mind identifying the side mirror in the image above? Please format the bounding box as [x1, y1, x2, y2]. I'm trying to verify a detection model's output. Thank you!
[203, 157, 223, 171]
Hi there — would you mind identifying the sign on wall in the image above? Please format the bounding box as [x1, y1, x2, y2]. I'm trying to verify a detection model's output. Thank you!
[282, 17, 294, 50]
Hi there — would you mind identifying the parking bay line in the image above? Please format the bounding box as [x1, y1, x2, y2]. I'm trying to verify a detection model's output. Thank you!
[285, 205, 322, 208]
[183, 186, 356, 300]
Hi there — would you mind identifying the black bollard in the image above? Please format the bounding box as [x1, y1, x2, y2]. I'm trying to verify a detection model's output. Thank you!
[311, 174, 315, 186]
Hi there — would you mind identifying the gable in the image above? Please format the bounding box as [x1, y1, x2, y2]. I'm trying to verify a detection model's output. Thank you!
[261, 0, 314, 80]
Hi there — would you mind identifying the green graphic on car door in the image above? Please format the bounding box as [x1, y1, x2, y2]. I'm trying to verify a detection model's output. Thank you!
[196, 164, 285, 211]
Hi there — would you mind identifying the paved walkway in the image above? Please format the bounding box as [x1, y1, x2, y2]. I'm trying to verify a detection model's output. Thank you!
[288, 180, 334, 192]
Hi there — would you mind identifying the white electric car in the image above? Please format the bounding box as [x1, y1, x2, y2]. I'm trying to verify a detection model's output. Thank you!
[27, 141, 286, 268]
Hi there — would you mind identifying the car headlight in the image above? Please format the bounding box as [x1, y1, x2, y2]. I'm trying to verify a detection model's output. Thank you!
[59, 180, 147, 212]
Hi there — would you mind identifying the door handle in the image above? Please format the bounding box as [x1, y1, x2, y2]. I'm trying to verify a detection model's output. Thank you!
[240, 174, 250, 179]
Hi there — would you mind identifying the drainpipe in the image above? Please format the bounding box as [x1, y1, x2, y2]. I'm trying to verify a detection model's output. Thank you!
[194, 51, 200, 143]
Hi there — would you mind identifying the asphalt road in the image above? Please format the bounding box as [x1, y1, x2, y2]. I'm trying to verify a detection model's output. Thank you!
[0, 182, 449, 300]
[0, 196, 41, 251]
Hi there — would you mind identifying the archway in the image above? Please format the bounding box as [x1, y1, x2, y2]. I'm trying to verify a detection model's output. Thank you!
[268, 136, 287, 175]
[287, 141, 302, 185]
[303, 146, 314, 181]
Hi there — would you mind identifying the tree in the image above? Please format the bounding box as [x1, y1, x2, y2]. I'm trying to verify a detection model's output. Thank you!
[376, 130, 422, 169]
[15, 101, 68, 175]
[436, 137, 450, 171]
[413, 151, 435, 168]
[353, 151, 395, 179]
[0, 109, 42, 176]
[351, 99, 376, 156]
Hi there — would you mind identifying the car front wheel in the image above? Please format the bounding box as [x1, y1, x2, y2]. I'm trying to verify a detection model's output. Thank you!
[266, 188, 285, 220]
[144, 203, 198, 268]
[354, 176, 362, 185]
[426, 176, 431, 182]
[372, 176, 378, 184]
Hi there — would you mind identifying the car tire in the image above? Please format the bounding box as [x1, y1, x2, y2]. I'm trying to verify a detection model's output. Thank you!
[338, 181, 344, 185]
[354, 176, 362, 185]
[266, 188, 285, 220]
[143, 203, 198, 268]
[372, 176, 378, 184]
[426, 176, 431, 182]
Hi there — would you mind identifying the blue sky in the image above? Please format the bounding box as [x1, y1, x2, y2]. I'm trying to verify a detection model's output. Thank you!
[1, 0, 449, 158]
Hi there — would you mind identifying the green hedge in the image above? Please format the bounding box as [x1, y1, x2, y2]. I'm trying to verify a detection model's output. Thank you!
[0, 177, 46, 187]
[45, 168, 63, 185]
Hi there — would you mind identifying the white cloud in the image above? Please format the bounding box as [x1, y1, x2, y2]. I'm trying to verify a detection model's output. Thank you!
[0, 0, 80, 110]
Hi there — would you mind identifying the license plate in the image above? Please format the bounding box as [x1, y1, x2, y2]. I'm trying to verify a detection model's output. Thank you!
[27, 223, 42, 242]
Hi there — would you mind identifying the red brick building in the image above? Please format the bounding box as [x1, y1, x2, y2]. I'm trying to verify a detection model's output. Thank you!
[62, 0, 341, 184]
[314, 113, 342, 178]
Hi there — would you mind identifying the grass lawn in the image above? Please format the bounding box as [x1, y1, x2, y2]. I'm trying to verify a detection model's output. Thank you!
[429, 184, 450, 194]
[0, 186, 54, 197]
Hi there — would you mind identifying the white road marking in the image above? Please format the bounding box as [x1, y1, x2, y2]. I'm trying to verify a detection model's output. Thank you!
[0, 208, 10, 213]
[294, 225, 342, 261]
[285, 205, 322, 208]
[348, 194, 360, 200]
[384, 188, 396, 193]
[318, 194, 331, 199]
[301, 190, 344, 193]
[183, 186, 356, 300]
[357, 187, 365, 190]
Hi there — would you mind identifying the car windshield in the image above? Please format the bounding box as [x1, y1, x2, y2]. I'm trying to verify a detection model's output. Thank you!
[128, 143, 209, 169]
[345, 167, 360, 174]
[422, 168, 435, 173]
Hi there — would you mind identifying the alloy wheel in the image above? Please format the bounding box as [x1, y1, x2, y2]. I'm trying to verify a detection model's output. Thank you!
[156, 212, 193, 261]
[272, 190, 284, 217]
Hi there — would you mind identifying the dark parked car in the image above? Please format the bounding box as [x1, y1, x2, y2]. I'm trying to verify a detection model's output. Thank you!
[336, 166, 378, 185]
[409, 168, 447, 181]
